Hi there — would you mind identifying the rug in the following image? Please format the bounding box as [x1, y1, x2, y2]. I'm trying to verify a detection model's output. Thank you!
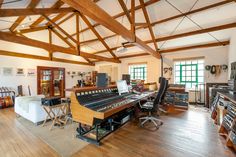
[18, 118, 88, 157]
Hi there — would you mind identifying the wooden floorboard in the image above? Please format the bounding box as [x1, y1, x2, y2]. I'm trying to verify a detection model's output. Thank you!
[73, 107, 235, 157]
[0, 107, 235, 157]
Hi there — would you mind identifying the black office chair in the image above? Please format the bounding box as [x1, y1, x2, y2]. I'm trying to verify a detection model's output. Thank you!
[139, 77, 168, 128]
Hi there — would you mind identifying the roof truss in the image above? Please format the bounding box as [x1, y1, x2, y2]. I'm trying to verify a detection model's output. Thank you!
[0, 0, 234, 64]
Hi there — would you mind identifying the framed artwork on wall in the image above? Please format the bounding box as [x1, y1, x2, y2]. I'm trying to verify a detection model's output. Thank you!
[27, 69, 36, 76]
[2, 67, 13, 76]
[16, 68, 25, 76]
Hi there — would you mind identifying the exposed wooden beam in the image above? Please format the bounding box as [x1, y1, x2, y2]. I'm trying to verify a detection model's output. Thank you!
[62, 0, 160, 59]
[16, 0, 232, 36]
[48, 29, 53, 60]
[0, 50, 50, 60]
[160, 41, 229, 54]
[0, 31, 120, 63]
[45, 13, 68, 26]
[80, 34, 117, 45]
[16, 13, 75, 34]
[152, 22, 236, 43]
[44, 14, 94, 64]
[0, 31, 75, 54]
[118, 0, 131, 23]
[79, 12, 119, 60]
[118, 53, 149, 59]
[16, 26, 48, 34]
[69, 0, 160, 37]
[9, 0, 40, 32]
[93, 22, 236, 54]
[27, 0, 100, 31]
[69, 0, 234, 45]
[75, 14, 80, 55]
[75, 14, 93, 64]
[0, 0, 3, 8]
[115, 41, 230, 59]
[52, 57, 95, 66]
[0, 50, 94, 66]
[58, 13, 76, 25]
[30, 1, 65, 28]
[0, 8, 74, 17]
[51, 28, 75, 48]
[139, 0, 158, 51]
[42, 14, 78, 44]
[130, 0, 135, 41]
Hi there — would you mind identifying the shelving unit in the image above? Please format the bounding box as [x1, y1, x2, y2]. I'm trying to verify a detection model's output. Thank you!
[0, 88, 15, 109]
[212, 92, 236, 152]
[164, 84, 189, 110]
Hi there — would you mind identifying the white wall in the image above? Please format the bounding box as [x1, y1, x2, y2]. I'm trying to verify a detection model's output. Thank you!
[95, 55, 161, 84]
[228, 29, 236, 78]
[0, 56, 94, 96]
[162, 46, 229, 84]
[96, 46, 228, 85]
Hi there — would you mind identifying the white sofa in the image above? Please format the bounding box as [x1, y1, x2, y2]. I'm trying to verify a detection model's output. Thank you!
[15, 95, 47, 124]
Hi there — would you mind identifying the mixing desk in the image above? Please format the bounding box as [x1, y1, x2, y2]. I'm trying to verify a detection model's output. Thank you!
[70, 86, 155, 145]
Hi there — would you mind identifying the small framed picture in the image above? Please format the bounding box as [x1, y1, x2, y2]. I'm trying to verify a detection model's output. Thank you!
[27, 69, 36, 76]
[3, 67, 13, 76]
[16, 68, 25, 76]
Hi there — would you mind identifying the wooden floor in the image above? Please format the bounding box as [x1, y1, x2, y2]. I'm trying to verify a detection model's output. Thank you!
[0, 107, 235, 157]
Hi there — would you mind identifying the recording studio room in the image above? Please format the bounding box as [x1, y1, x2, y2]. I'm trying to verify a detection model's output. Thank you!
[0, 0, 236, 157]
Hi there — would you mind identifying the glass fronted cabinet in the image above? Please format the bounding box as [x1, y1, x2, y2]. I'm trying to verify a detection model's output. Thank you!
[37, 66, 65, 98]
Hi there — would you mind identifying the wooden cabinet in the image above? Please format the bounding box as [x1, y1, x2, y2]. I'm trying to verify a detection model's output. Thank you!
[37, 66, 65, 98]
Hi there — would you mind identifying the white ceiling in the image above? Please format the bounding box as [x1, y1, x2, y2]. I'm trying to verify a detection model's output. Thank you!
[0, 0, 236, 59]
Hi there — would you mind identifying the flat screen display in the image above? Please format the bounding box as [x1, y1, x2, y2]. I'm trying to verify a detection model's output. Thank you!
[116, 80, 129, 95]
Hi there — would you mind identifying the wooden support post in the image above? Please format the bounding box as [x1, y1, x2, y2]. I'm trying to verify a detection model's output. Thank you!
[76, 14, 80, 55]
[48, 28, 53, 61]
[130, 0, 135, 42]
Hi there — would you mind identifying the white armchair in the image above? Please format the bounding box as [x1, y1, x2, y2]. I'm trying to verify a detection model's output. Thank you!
[14, 95, 46, 124]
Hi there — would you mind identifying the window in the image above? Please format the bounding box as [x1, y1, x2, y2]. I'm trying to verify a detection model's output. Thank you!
[129, 64, 147, 81]
[174, 59, 204, 89]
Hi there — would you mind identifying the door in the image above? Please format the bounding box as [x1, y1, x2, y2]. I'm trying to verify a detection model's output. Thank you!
[37, 66, 65, 97]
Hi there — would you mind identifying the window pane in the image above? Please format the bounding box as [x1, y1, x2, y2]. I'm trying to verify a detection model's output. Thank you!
[198, 70, 204, 76]
[192, 60, 197, 64]
[192, 71, 196, 76]
[186, 66, 191, 71]
[175, 66, 180, 71]
[192, 77, 196, 82]
[182, 71, 186, 76]
[182, 77, 186, 81]
[186, 71, 191, 76]
[198, 77, 204, 83]
[182, 66, 186, 70]
[192, 66, 196, 70]
[186, 83, 191, 89]
[129, 64, 147, 81]
[175, 71, 180, 76]
[198, 64, 204, 70]
[186, 77, 191, 82]
[175, 62, 180, 65]
[175, 77, 180, 82]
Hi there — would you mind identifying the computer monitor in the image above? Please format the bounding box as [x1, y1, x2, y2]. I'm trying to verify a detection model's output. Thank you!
[96, 73, 108, 87]
[122, 74, 130, 85]
[116, 80, 129, 95]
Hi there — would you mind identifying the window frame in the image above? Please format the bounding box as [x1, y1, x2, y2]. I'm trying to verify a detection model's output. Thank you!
[174, 59, 204, 89]
[129, 64, 147, 81]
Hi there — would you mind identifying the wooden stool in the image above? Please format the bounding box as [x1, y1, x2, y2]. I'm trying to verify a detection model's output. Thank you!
[42, 103, 69, 130]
